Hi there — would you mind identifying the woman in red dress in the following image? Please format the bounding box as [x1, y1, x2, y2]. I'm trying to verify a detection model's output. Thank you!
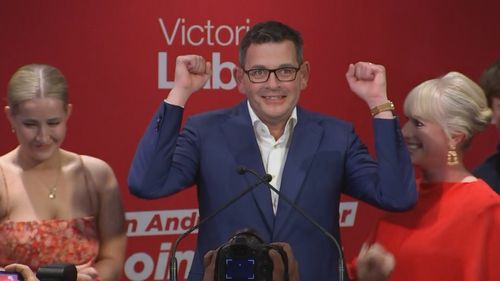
[0, 64, 126, 281]
[352, 71, 500, 281]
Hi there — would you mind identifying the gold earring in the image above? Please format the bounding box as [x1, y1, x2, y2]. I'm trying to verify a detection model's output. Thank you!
[447, 144, 459, 165]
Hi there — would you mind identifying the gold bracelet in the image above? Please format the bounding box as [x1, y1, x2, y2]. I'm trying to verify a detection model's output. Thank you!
[370, 101, 395, 117]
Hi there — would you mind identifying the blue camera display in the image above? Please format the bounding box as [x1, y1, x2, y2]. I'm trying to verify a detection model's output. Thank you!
[225, 258, 256, 279]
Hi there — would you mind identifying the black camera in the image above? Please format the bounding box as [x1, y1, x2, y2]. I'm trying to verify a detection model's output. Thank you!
[0, 271, 24, 281]
[214, 229, 288, 281]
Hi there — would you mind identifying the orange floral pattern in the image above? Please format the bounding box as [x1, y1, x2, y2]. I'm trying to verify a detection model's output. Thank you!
[0, 216, 99, 270]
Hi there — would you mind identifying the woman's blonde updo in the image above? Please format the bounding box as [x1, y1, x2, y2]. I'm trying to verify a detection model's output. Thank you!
[403, 71, 492, 147]
[7, 64, 68, 114]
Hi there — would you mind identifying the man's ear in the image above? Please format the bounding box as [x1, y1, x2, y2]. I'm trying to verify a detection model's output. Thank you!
[299, 61, 310, 90]
[234, 67, 246, 94]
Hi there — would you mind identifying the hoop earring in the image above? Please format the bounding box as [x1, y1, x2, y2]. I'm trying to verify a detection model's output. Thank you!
[447, 144, 459, 165]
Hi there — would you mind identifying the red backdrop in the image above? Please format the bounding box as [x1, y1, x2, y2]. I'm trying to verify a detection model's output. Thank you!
[1, 1, 499, 280]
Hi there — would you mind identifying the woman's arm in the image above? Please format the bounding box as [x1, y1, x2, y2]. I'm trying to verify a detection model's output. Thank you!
[85, 156, 127, 281]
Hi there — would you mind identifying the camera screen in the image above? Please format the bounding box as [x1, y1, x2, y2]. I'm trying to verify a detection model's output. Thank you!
[225, 258, 256, 279]
[0, 272, 24, 281]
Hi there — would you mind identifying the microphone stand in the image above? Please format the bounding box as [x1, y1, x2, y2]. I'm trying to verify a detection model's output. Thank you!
[239, 166, 345, 281]
[169, 173, 272, 281]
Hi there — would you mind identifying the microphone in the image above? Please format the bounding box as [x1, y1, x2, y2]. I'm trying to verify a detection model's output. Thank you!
[169, 169, 272, 281]
[238, 166, 346, 281]
[36, 263, 77, 281]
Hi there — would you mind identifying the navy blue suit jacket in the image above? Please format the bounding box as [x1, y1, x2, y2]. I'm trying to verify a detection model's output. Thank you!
[128, 101, 417, 281]
[473, 143, 500, 194]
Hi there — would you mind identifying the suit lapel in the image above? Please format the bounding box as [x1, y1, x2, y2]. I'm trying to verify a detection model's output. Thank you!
[221, 101, 275, 231]
[273, 108, 323, 238]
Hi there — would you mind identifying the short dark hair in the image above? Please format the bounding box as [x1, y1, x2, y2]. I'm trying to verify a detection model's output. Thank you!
[479, 60, 500, 106]
[239, 21, 304, 67]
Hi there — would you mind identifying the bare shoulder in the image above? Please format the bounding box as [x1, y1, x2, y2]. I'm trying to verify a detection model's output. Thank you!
[0, 149, 17, 167]
[80, 154, 114, 175]
[0, 150, 19, 220]
[65, 151, 118, 191]
[0, 149, 21, 184]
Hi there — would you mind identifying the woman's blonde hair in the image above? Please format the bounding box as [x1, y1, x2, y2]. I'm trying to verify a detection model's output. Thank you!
[7, 64, 68, 114]
[403, 71, 492, 147]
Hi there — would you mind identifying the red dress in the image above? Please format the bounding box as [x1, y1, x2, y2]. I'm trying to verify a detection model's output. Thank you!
[0, 217, 99, 270]
[365, 180, 500, 280]
[0, 161, 99, 271]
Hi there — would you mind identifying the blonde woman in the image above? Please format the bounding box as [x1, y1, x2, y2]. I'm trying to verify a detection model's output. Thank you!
[351, 71, 500, 281]
[0, 64, 126, 281]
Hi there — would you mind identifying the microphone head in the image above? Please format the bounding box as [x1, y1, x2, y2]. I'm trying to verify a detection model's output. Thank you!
[236, 166, 247, 175]
[263, 174, 273, 182]
[237, 166, 271, 182]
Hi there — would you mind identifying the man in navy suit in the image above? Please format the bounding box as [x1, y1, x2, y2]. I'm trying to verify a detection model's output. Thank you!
[128, 21, 417, 281]
[474, 59, 500, 194]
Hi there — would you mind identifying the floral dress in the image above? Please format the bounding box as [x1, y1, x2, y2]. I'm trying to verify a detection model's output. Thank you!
[0, 160, 99, 271]
[0, 217, 99, 270]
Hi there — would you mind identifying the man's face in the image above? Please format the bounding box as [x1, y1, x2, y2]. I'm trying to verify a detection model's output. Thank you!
[491, 96, 500, 133]
[235, 41, 309, 127]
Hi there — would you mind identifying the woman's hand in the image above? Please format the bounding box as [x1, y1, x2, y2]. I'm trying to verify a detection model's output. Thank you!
[76, 260, 99, 281]
[4, 263, 39, 281]
[356, 243, 395, 281]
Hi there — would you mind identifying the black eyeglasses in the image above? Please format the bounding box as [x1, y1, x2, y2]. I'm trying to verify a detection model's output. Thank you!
[243, 64, 302, 83]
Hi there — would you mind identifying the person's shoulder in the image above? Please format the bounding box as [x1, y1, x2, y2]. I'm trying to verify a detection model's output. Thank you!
[462, 179, 500, 208]
[80, 155, 113, 172]
[195, 101, 243, 116]
[472, 181, 500, 221]
[474, 152, 499, 173]
[188, 101, 246, 123]
[473, 157, 500, 195]
[0, 149, 18, 167]
[298, 107, 353, 129]
[63, 150, 117, 188]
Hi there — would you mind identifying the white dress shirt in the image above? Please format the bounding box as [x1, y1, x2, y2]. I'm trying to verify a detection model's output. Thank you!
[247, 101, 297, 214]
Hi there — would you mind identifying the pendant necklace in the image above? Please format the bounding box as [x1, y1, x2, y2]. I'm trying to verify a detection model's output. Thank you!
[48, 180, 59, 199]
[47, 155, 62, 199]
[29, 153, 62, 199]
